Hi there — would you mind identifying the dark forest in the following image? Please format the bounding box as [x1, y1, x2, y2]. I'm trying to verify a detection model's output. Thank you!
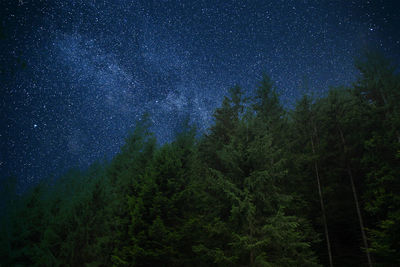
[1, 51, 399, 266]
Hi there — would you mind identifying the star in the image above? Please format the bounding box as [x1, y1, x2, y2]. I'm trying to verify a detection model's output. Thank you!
[1, 0, 398, 188]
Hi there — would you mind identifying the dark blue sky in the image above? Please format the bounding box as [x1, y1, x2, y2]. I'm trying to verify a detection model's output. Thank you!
[1, 0, 399, 188]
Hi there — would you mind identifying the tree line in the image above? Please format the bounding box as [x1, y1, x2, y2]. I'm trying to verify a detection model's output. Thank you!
[1, 51, 399, 266]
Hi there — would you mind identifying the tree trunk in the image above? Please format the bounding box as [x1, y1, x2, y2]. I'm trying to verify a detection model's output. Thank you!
[310, 134, 333, 267]
[337, 125, 373, 267]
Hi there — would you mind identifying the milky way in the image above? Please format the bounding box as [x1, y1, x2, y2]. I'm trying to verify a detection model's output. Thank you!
[1, 0, 399, 188]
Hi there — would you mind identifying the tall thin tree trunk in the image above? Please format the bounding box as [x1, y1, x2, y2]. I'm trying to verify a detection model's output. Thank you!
[310, 134, 333, 267]
[337, 125, 373, 267]
[250, 250, 254, 266]
[249, 215, 255, 266]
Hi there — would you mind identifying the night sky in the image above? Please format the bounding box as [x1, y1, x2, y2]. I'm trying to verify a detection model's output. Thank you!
[1, 0, 399, 188]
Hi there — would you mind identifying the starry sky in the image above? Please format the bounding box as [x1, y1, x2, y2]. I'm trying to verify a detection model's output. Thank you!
[1, 0, 399, 188]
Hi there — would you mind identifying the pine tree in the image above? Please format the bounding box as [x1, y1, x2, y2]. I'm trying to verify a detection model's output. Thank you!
[114, 122, 200, 266]
[197, 82, 320, 266]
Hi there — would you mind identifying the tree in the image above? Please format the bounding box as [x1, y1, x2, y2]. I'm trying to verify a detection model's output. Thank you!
[320, 88, 372, 266]
[354, 51, 400, 265]
[197, 83, 320, 266]
[113, 122, 201, 266]
[291, 95, 333, 267]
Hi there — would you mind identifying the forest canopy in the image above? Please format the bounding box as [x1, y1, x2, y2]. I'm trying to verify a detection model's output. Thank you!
[1, 51, 399, 266]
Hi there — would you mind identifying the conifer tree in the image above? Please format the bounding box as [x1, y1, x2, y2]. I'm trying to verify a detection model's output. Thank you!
[198, 83, 320, 266]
